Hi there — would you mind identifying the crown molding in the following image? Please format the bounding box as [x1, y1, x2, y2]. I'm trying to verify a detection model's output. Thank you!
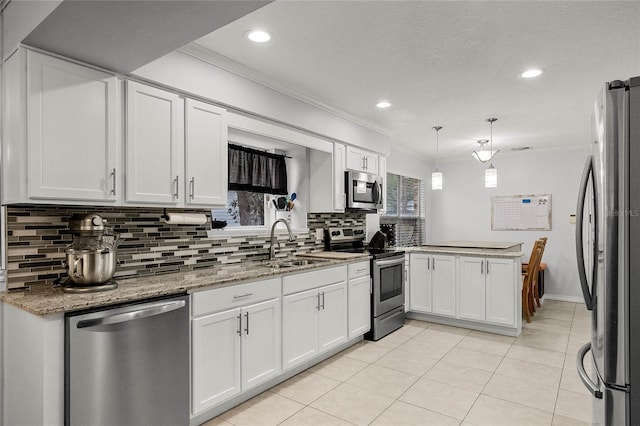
[179, 43, 391, 137]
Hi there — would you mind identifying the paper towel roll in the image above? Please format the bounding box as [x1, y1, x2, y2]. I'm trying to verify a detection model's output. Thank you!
[162, 213, 207, 225]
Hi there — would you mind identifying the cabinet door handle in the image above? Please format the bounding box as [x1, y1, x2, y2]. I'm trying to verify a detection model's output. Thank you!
[481, 260, 484, 274]
[486, 260, 490, 274]
[173, 176, 179, 199]
[189, 177, 195, 199]
[233, 293, 253, 299]
[321, 291, 325, 310]
[110, 168, 116, 196]
[237, 313, 242, 336]
[244, 312, 249, 335]
[316, 293, 321, 311]
[432, 257, 435, 271]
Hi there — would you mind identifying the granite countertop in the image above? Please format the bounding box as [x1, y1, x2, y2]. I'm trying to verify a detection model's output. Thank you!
[401, 245, 525, 258]
[426, 241, 523, 250]
[0, 255, 369, 317]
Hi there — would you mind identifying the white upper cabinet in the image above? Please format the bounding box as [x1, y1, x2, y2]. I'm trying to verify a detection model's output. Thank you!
[345, 146, 379, 175]
[3, 49, 120, 204]
[333, 143, 346, 211]
[125, 80, 184, 205]
[378, 155, 387, 214]
[308, 142, 346, 213]
[185, 99, 228, 206]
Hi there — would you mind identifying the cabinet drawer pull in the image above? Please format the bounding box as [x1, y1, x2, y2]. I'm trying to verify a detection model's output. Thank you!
[233, 293, 253, 299]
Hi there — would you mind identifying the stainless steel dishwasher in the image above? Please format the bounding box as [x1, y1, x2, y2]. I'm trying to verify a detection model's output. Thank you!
[65, 294, 190, 426]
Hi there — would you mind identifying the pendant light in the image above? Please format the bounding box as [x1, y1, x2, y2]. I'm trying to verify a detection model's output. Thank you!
[485, 118, 498, 188]
[432, 126, 443, 190]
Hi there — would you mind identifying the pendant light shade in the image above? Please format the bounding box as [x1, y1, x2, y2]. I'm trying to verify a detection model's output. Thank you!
[471, 139, 497, 163]
[432, 171, 443, 190]
[485, 165, 498, 188]
[484, 118, 498, 188]
[432, 126, 443, 190]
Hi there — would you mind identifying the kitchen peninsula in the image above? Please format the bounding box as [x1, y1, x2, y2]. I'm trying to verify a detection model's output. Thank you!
[405, 241, 524, 337]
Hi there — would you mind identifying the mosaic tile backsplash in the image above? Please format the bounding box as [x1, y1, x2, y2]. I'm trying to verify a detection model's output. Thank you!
[6, 205, 365, 290]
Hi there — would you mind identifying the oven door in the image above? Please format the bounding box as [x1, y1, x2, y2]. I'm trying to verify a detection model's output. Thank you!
[372, 256, 405, 317]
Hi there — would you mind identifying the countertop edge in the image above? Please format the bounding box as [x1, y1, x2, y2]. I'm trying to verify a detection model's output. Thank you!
[0, 256, 370, 317]
[401, 246, 525, 258]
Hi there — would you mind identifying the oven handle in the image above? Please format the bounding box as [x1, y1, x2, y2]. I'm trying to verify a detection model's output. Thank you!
[374, 257, 405, 267]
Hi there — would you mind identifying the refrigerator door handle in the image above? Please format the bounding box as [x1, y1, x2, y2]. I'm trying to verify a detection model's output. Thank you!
[576, 155, 596, 310]
[577, 342, 603, 399]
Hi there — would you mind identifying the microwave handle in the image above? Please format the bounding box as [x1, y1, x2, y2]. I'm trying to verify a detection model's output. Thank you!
[373, 181, 382, 205]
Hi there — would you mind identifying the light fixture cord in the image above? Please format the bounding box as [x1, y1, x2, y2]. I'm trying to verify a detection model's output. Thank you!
[433, 126, 442, 170]
[486, 118, 497, 167]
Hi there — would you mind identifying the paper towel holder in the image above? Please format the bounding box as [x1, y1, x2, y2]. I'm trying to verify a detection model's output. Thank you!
[160, 209, 208, 225]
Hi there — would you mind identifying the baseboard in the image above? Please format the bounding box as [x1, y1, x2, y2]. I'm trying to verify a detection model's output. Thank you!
[542, 294, 585, 304]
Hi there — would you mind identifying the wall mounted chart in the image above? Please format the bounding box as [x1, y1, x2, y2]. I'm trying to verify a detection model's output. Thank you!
[491, 194, 552, 231]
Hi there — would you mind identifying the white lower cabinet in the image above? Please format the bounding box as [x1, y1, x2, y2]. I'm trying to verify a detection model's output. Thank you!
[409, 253, 519, 332]
[409, 253, 456, 316]
[348, 261, 371, 338]
[458, 256, 517, 326]
[191, 279, 281, 416]
[458, 256, 486, 321]
[282, 266, 348, 371]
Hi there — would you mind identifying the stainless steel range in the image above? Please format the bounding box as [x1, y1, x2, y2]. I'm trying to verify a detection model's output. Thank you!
[324, 226, 405, 340]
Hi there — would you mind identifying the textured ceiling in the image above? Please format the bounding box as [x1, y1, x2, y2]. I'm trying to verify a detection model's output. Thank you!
[190, 1, 640, 159]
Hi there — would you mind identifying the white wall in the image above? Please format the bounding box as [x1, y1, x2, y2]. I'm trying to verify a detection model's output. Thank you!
[429, 146, 591, 300]
[132, 50, 391, 155]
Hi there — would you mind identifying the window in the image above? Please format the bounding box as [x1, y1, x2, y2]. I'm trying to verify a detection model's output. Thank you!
[381, 173, 426, 246]
[212, 191, 266, 227]
[211, 135, 305, 233]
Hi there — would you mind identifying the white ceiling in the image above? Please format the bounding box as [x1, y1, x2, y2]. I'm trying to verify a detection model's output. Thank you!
[21, 0, 271, 74]
[189, 1, 640, 160]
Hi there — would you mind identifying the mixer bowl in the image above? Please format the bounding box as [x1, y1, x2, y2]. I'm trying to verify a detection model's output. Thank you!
[65, 247, 117, 285]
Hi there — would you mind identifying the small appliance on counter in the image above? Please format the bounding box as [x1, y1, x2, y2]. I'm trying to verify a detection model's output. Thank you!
[61, 214, 122, 293]
[379, 223, 396, 247]
[324, 226, 405, 340]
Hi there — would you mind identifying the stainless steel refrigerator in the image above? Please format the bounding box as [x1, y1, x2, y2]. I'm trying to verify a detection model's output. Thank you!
[576, 76, 640, 425]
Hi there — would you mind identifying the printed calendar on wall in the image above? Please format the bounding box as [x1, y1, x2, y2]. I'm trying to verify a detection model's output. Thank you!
[491, 194, 552, 231]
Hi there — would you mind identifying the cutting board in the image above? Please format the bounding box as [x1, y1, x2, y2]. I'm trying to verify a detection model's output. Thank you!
[297, 251, 367, 260]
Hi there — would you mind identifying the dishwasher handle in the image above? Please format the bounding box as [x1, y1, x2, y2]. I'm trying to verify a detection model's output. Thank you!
[77, 300, 186, 329]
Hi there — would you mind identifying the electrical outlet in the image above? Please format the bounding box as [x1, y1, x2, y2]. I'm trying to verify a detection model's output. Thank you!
[315, 228, 323, 241]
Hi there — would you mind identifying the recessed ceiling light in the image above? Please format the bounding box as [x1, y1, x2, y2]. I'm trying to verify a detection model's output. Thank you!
[247, 30, 271, 43]
[520, 69, 543, 79]
[376, 101, 392, 109]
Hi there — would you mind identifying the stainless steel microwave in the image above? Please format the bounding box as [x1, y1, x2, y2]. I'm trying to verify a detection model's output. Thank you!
[345, 170, 383, 211]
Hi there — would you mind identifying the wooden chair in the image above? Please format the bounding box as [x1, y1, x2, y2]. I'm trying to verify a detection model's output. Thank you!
[522, 237, 548, 310]
[522, 239, 544, 323]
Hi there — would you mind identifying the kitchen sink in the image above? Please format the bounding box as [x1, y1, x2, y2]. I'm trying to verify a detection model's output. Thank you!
[264, 258, 328, 269]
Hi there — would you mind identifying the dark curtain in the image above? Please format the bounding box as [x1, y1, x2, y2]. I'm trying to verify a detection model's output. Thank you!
[228, 144, 288, 195]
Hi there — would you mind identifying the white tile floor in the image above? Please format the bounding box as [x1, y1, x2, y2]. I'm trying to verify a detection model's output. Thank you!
[204, 300, 594, 426]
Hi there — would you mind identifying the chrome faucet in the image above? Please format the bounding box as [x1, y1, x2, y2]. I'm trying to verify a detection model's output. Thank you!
[269, 219, 297, 259]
